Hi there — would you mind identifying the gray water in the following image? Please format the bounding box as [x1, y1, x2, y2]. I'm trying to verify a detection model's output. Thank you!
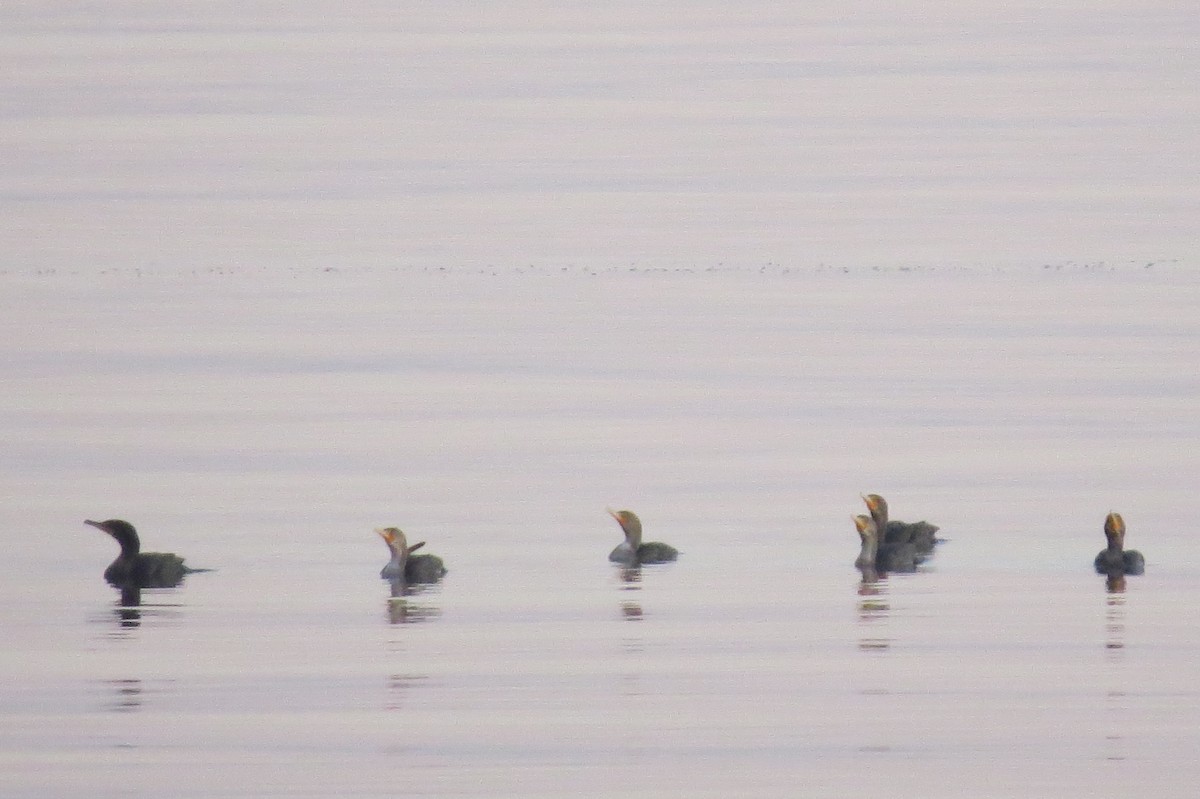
[3, 3, 1199, 798]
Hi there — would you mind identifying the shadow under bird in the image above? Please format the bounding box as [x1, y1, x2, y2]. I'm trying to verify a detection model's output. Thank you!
[1093, 512, 1145, 576]
[862, 494, 940, 561]
[377, 527, 446, 583]
[854, 514, 917, 573]
[607, 509, 678, 565]
[85, 518, 208, 588]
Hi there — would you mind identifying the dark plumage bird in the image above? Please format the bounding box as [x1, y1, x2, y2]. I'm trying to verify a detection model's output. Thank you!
[862, 494, 940, 559]
[1093, 512, 1145, 576]
[377, 527, 446, 583]
[85, 518, 196, 588]
[607, 509, 677, 565]
[854, 514, 917, 573]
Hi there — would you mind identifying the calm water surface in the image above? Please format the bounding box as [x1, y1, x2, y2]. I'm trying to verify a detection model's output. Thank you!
[2, 1, 1196, 269]
[2, 267, 1198, 797]
[3, 1, 1200, 797]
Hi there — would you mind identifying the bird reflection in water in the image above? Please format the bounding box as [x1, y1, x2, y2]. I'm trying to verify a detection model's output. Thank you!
[613, 568, 646, 697]
[855, 567, 892, 651]
[384, 578, 441, 625]
[384, 673, 428, 712]
[103, 678, 144, 713]
[1105, 572, 1127, 595]
[1103, 727, 1127, 762]
[115, 584, 142, 627]
[1104, 579, 1127, 653]
[1099, 569, 1130, 760]
[103, 585, 185, 634]
[617, 566, 644, 621]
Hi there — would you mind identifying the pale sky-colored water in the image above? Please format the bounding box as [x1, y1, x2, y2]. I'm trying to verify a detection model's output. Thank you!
[2, 2, 1200, 797]
[2, 1, 1197, 271]
[3, 266, 1199, 797]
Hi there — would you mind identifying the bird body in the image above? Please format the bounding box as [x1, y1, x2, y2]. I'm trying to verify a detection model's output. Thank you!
[1094, 512, 1144, 576]
[377, 527, 446, 583]
[863, 494, 939, 559]
[608, 509, 677, 565]
[854, 514, 917, 573]
[402, 552, 448, 582]
[85, 519, 193, 588]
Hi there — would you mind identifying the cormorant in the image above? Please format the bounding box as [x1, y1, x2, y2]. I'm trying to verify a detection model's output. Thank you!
[85, 519, 197, 588]
[607, 509, 678, 565]
[1093, 512, 1144, 576]
[377, 527, 446, 583]
[854, 514, 917, 573]
[862, 494, 940, 558]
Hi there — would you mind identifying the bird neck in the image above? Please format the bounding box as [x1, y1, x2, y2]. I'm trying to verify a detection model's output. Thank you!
[856, 535, 878, 568]
[867, 499, 888, 533]
[626, 527, 642, 550]
[114, 531, 141, 559]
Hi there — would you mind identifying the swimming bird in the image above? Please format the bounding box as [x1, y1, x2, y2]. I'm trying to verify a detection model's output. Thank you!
[85, 519, 196, 588]
[862, 494, 940, 558]
[1093, 512, 1145, 576]
[607, 509, 678, 565]
[377, 527, 446, 583]
[854, 514, 917, 573]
